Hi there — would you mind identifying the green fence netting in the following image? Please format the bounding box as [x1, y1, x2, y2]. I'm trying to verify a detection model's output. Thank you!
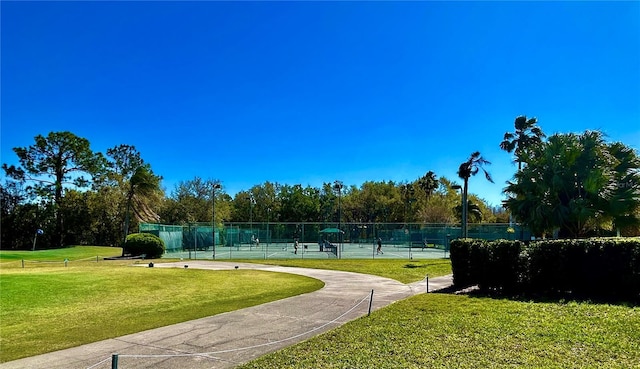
[139, 222, 530, 259]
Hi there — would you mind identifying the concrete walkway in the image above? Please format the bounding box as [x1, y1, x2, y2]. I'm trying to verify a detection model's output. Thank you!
[1, 261, 452, 369]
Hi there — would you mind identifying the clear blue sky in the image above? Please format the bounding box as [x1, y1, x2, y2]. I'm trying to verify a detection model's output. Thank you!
[2, 1, 639, 206]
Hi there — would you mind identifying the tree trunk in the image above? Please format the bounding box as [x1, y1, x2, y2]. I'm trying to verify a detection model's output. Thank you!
[55, 168, 64, 248]
[122, 190, 134, 256]
[462, 178, 469, 238]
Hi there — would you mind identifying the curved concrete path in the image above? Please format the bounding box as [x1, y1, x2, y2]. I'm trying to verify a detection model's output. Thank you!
[1, 261, 452, 369]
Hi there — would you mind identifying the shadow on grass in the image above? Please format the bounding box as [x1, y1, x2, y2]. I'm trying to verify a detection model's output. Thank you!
[433, 285, 639, 307]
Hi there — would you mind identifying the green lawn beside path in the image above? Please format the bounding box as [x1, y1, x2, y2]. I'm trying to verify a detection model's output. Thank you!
[0, 245, 122, 262]
[0, 249, 323, 362]
[232, 258, 452, 284]
[6, 247, 637, 368]
[240, 293, 640, 369]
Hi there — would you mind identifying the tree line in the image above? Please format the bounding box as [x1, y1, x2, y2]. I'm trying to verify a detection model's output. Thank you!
[2, 116, 639, 249]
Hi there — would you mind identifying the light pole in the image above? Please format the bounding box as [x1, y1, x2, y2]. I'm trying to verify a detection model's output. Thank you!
[333, 180, 343, 258]
[249, 193, 255, 250]
[265, 207, 271, 259]
[212, 183, 221, 259]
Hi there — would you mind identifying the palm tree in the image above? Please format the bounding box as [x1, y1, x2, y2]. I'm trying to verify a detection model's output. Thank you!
[457, 152, 494, 238]
[500, 115, 545, 171]
[122, 165, 161, 248]
[455, 200, 483, 223]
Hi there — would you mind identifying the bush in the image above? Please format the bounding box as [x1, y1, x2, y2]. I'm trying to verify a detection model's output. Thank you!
[450, 237, 640, 301]
[450, 238, 472, 288]
[469, 239, 490, 290]
[124, 232, 165, 259]
[487, 239, 523, 293]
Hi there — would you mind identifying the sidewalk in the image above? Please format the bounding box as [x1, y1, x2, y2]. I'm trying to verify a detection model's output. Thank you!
[1, 262, 453, 369]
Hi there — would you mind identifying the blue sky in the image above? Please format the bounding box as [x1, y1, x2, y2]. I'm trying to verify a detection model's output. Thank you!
[2, 1, 639, 207]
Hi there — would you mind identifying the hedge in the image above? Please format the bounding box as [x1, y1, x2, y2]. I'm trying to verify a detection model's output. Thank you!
[124, 232, 165, 259]
[450, 237, 640, 301]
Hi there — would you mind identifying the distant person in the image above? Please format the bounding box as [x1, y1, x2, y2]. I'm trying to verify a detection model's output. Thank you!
[377, 237, 383, 255]
[294, 239, 299, 254]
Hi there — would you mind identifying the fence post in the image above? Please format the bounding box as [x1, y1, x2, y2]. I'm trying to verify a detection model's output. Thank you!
[425, 275, 429, 293]
[111, 354, 118, 369]
[22, 259, 24, 268]
[367, 289, 374, 316]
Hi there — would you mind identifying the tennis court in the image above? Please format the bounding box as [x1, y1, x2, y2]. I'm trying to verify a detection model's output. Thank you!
[143, 221, 525, 261]
[165, 241, 448, 260]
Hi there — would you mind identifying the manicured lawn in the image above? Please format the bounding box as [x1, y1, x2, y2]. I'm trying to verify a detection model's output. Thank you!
[239, 293, 640, 368]
[0, 262, 323, 362]
[232, 258, 452, 284]
[0, 246, 122, 262]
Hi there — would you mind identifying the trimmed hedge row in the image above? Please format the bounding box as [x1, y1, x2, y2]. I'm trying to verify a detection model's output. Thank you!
[450, 238, 640, 300]
[124, 233, 165, 259]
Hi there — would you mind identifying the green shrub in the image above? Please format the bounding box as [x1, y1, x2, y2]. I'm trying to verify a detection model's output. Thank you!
[487, 239, 523, 293]
[450, 238, 472, 288]
[469, 239, 490, 290]
[451, 237, 640, 301]
[124, 233, 165, 258]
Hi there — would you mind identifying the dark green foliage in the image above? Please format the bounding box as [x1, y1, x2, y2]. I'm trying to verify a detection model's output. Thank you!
[486, 239, 523, 293]
[450, 237, 640, 301]
[469, 239, 490, 289]
[450, 238, 472, 288]
[504, 131, 640, 238]
[124, 232, 165, 258]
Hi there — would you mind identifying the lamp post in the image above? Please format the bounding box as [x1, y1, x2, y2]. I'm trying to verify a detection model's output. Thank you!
[265, 207, 271, 259]
[249, 193, 255, 250]
[212, 183, 221, 259]
[333, 180, 343, 258]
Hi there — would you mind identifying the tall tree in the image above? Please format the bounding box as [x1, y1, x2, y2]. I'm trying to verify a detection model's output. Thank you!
[278, 184, 321, 222]
[500, 115, 546, 171]
[122, 165, 161, 245]
[2, 132, 105, 247]
[417, 171, 439, 198]
[457, 152, 494, 238]
[104, 145, 162, 246]
[168, 177, 219, 223]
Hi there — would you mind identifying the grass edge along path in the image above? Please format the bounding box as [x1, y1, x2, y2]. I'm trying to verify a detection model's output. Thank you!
[0, 264, 323, 362]
[239, 293, 640, 369]
[229, 258, 452, 284]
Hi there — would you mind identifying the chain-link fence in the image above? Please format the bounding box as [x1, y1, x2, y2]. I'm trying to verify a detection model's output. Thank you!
[140, 222, 529, 260]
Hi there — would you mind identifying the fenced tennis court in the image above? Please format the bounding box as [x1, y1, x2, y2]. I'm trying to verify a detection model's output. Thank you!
[140, 222, 528, 260]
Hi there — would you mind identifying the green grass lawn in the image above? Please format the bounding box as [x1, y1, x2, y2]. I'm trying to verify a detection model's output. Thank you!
[6, 248, 637, 368]
[0, 260, 323, 362]
[0, 245, 122, 262]
[231, 258, 452, 284]
[239, 293, 640, 368]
